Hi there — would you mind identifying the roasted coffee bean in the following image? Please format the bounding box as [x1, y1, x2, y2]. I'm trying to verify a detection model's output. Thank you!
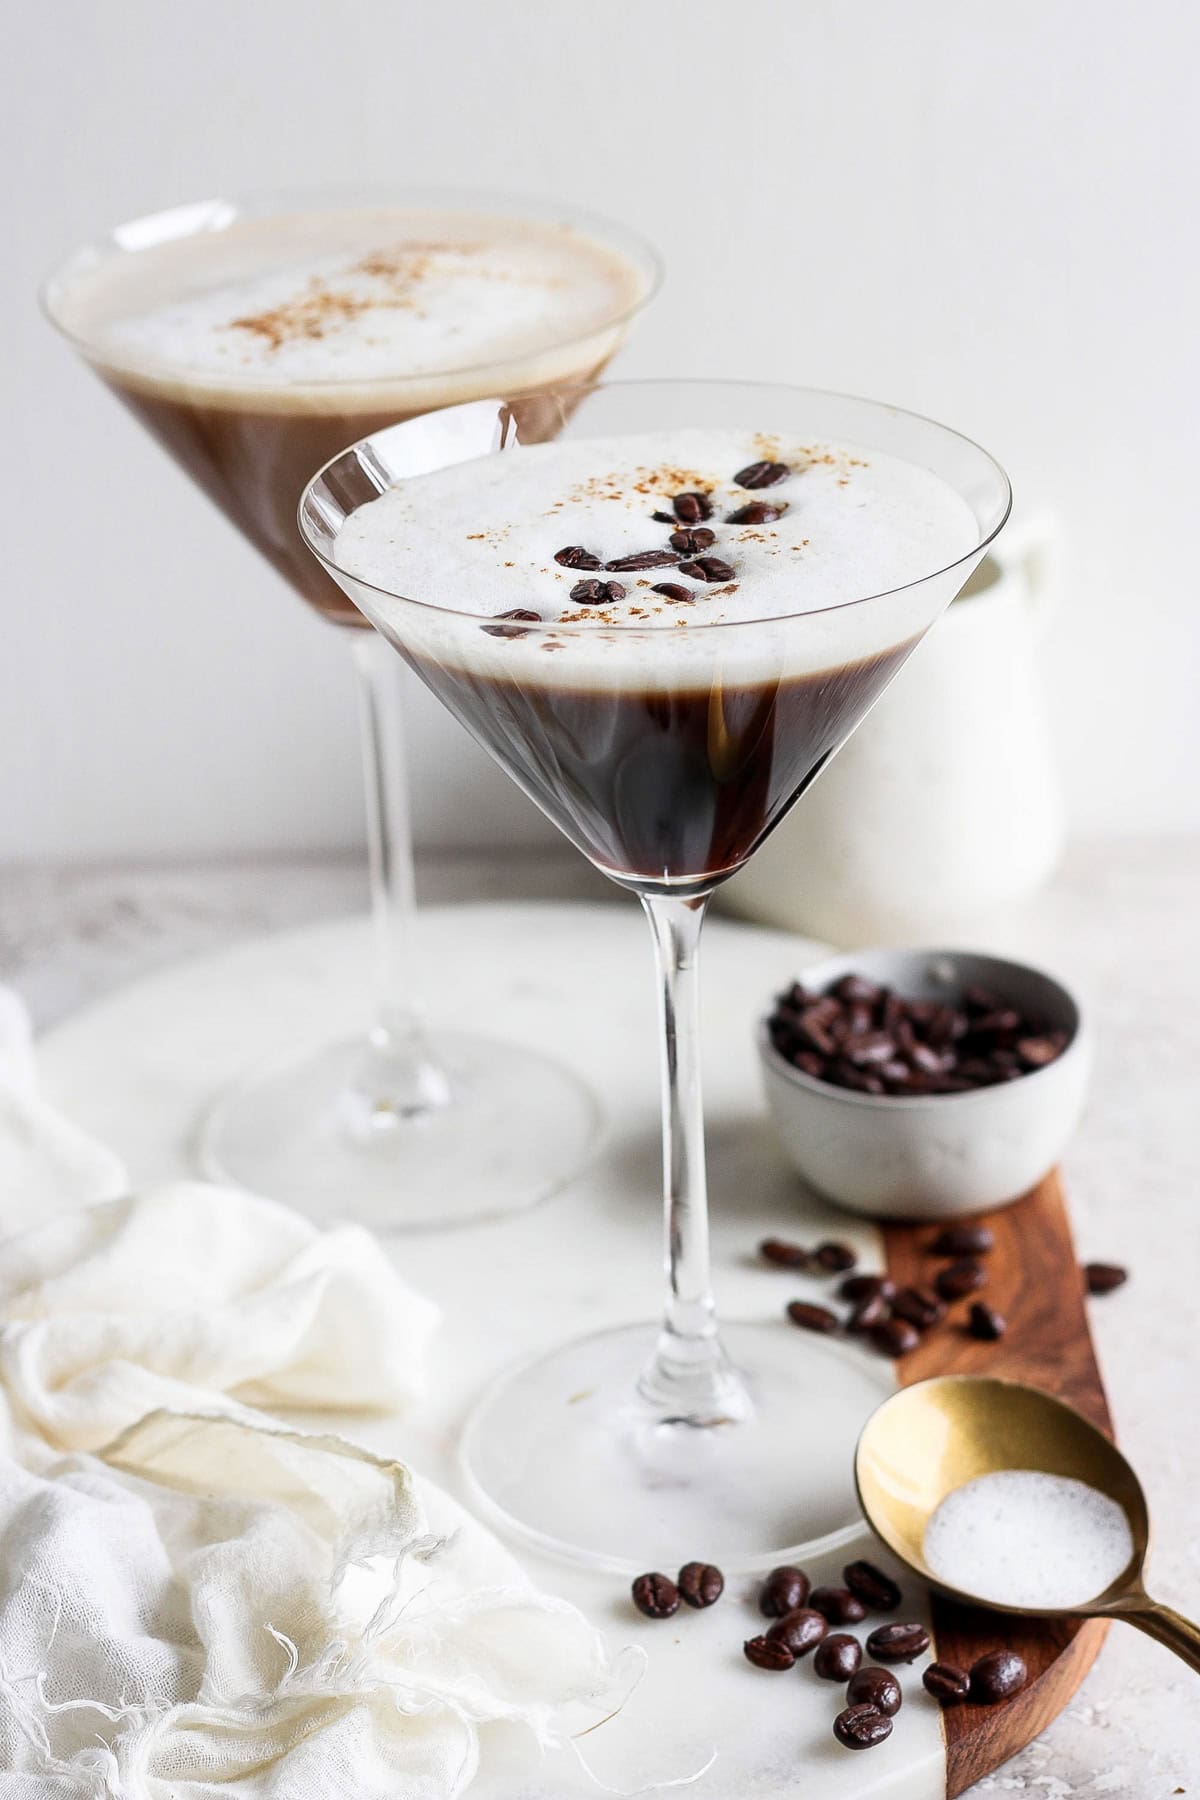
[631, 1572, 679, 1618]
[1085, 1261, 1128, 1295]
[840, 1274, 894, 1304]
[744, 1633, 794, 1670]
[760, 1237, 813, 1269]
[810, 1586, 867, 1625]
[963, 984, 1007, 1014]
[786, 1301, 839, 1334]
[923, 1661, 971, 1704]
[650, 510, 676, 524]
[814, 1633, 862, 1682]
[759, 1565, 810, 1618]
[843, 1560, 902, 1613]
[605, 549, 679, 571]
[569, 578, 625, 604]
[866, 1621, 930, 1663]
[793, 1006, 839, 1054]
[871, 1317, 920, 1357]
[1017, 1032, 1068, 1067]
[970, 1649, 1028, 1703]
[891, 1286, 946, 1331]
[833, 973, 883, 1004]
[833, 1703, 892, 1750]
[671, 490, 713, 522]
[935, 1258, 988, 1300]
[554, 545, 601, 569]
[677, 1561, 724, 1608]
[845, 1030, 898, 1067]
[482, 609, 541, 638]
[968, 1302, 1007, 1341]
[734, 459, 791, 489]
[847, 1665, 903, 1715]
[827, 1061, 886, 1094]
[931, 1223, 995, 1257]
[847, 1293, 891, 1333]
[815, 1240, 857, 1272]
[676, 554, 736, 583]
[668, 526, 716, 554]
[650, 582, 696, 603]
[726, 500, 788, 524]
[766, 1607, 827, 1657]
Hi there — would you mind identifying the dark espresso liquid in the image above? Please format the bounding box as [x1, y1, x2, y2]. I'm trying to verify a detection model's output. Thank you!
[404, 638, 914, 889]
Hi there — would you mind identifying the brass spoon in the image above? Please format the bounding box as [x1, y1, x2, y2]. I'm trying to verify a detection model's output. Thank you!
[855, 1374, 1200, 1673]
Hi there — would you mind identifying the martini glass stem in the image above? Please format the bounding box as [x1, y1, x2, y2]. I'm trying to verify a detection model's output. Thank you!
[348, 629, 451, 1123]
[639, 892, 753, 1424]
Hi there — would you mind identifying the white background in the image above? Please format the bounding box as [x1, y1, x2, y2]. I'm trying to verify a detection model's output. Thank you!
[6, 0, 1198, 865]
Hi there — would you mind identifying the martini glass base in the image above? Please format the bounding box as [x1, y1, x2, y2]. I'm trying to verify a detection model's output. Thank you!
[460, 1320, 894, 1572]
[199, 1028, 602, 1230]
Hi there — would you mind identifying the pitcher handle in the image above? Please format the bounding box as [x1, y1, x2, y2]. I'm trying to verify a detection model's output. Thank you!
[994, 510, 1063, 639]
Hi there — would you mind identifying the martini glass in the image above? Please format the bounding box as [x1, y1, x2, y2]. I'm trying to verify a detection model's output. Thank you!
[309, 378, 1010, 1570]
[41, 188, 659, 1229]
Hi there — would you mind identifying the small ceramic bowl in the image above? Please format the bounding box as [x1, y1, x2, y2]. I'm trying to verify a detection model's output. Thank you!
[758, 947, 1091, 1221]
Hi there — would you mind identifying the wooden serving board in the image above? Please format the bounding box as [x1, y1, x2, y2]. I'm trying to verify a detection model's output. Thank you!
[884, 1169, 1111, 1796]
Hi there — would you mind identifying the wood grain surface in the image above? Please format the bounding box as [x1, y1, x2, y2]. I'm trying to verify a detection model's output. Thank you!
[882, 1170, 1111, 1797]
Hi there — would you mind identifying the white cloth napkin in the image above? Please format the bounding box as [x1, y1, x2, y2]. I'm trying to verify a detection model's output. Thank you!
[0, 990, 624, 1797]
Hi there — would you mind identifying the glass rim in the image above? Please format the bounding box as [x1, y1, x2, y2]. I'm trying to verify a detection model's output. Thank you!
[38, 181, 664, 392]
[298, 375, 1014, 636]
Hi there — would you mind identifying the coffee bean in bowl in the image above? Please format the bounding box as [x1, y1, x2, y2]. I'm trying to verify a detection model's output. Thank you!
[758, 948, 1090, 1218]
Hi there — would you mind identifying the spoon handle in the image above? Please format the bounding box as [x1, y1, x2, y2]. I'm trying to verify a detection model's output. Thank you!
[1123, 1599, 1200, 1675]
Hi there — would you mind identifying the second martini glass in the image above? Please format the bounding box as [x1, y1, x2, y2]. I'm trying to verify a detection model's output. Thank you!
[303, 379, 1010, 1569]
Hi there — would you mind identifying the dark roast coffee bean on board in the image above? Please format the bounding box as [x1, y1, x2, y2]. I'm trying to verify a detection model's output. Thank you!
[924, 1661, 971, 1704]
[935, 1259, 988, 1300]
[833, 1703, 893, 1750]
[866, 1621, 930, 1663]
[631, 1572, 679, 1618]
[968, 1302, 1007, 1341]
[839, 1274, 894, 1304]
[847, 1665, 903, 1715]
[891, 1286, 946, 1331]
[810, 1585, 867, 1625]
[814, 1633, 863, 1682]
[871, 1317, 920, 1358]
[848, 1294, 891, 1333]
[759, 1565, 810, 1618]
[677, 1561, 724, 1608]
[970, 1649, 1028, 1702]
[931, 1223, 995, 1257]
[843, 1560, 902, 1613]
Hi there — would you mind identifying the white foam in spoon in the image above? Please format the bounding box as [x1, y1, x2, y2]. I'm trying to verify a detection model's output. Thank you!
[924, 1470, 1135, 1610]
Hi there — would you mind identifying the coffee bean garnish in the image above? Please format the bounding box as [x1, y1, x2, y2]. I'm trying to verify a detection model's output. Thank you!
[924, 1660, 971, 1704]
[671, 491, 713, 523]
[651, 510, 676, 524]
[760, 1237, 813, 1270]
[840, 1274, 894, 1304]
[786, 1300, 839, 1334]
[649, 582, 696, 603]
[891, 1286, 946, 1331]
[743, 1633, 794, 1670]
[554, 545, 601, 569]
[935, 1258, 988, 1300]
[814, 1633, 862, 1682]
[968, 1301, 1007, 1340]
[605, 549, 680, 571]
[569, 578, 626, 605]
[810, 1586, 867, 1626]
[1085, 1261, 1128, 1295]
[833, 1703, 892, 1750]
[482, 609, 541, 638]
[726, 500, 788, 524]
[668, 526, 717, 554]
[734, 460, 790, 489]
[970, 1648, 1027, 1703]
[866, 1621, 930, 1663]
[871, 1316, 920, 1357]
[677, 1561, 724, 1608]
[843, 1560, 902, 1613]
[847, 1665, 903, 1715]
[766, 1607, 827, 1658]
[631, 1572, 679, 1618]
[932, 1223, 995, 1257]
[815, 1240, 857, 1272]
[676, 555, 736, 583]
[759, 1565, 810, 1618]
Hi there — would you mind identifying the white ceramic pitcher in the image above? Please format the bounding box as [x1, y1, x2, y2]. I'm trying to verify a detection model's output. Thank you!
[723, 515, 1064, 945]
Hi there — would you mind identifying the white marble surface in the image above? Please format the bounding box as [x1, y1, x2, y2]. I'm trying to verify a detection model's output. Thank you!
[2, 838, 1197, 1794]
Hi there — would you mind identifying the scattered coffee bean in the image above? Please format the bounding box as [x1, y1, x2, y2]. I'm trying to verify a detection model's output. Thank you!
[743, 1633, 794, 1670]
[759, 1565, 810, 1618]
[569, 578, 626, 604]
[935, 1258, 988, 1300]
[786, 1300, 840, 1334]
[766, 1607, 827, 1658]
[482, 609, 541, 638]
[815, 1240, 857, 1272]
[668, 526, 716, 554]
[760, 1237, 812, 1269]
[671, 490, 713, 523]
[554, 545, 601, 569]
[1085, 1262, 1128, 1295]
[726, 500, 788, 524]
[833, 1703, 893, 1750]
[676, 554, 736, 583]
[891, 1286, 946, 1331]
[631, 1572, 679, 1618]
[843, 1561, 902, 1613]
[968, 1302, 1007, 1341]
[970, 1648, 1028, 1703]
[931, 1223, 995, 1257]
[810, 1586, 867, 1625]
[866, 1621, 930, 1663]
[839, 1274, 894, 1304]
[734, 459, 791, 489]
[814, 1633, 862, 1682]
[676, 1561, 724, 1608]
[649, 582, 696, 602]
[848, 1293, 891, 1333]
[847, 1665, 903, 1715]
[871, 1316, 920, 1357]
[605, 549, 679, 571]
[924, 1661, 971, 1704]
